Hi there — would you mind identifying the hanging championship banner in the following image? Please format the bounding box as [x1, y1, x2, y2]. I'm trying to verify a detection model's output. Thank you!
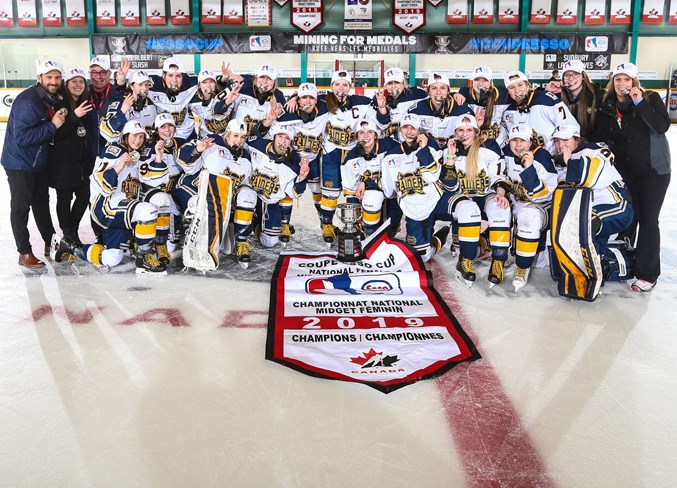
[266, 229, 480, 393]
[95, 0, 115, 25]
[170, 0, 191, 24]
[609, 0, 630, 24]
[344, 0, 372, 30]
[642, 0, 664, 24]
[472, 0, 493, 24]
[146, 0, 166, 25]
[670, 0, 677, 24]
[246, 0, 271, 27]
[17, 0, 37, 26]
[291, 0, 323, 33]
[530, 0, 551, 23]
[120, 0, 140, 25]
[393, 0, 425, 34]
[584, 0, 605, 24]
[223, 0, 244, 24]
[0, 0, 13, 26]
[498, 0, 518, 23]
[65, 0, 86, 25]
[555, 0, 576, 24]
[42, 0, 62, 25]
[201, 0, 221, 23]
[447, 0, 467, 24]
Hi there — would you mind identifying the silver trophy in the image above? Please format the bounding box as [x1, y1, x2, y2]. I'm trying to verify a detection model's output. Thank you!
[336, 203, 363, 262]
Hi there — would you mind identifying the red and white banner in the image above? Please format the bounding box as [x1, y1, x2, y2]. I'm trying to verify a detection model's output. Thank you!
[120, 0, 140, 25]
[393, 0, 425, 34]
[344, 0, 372, 30]
[42, 0, 62, 26]
[146, 0, 166, 25]
[246, 0, 271, 26]
[498, 0, 518, 24]
[0, 0, 13, 26]
[529, 0, 551, 23]
[556, 0, 577, 24]
[642, 0, 664, 24]
[266, 230, 480, 393]
[95, 0, 115, 25]
[584, 0, 605, 24]
[291, 0, 323, 33]
[669, 0, 677, 24]
[65, 0, 86, 25]
[472, 0, 493, 24]
[609, 0, 631, 24]
[170, 0, 191, 24]
[17, 0, 37, 26]
[447, 0, 467, 24]
[223, 0, 244, 24]
[201, 0, 221, 23]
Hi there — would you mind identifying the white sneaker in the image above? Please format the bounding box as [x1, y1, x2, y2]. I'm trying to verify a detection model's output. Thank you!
[631, 279, 655, 292]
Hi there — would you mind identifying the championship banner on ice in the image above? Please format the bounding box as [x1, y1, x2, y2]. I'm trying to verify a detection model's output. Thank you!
[266, 229, 480, 393]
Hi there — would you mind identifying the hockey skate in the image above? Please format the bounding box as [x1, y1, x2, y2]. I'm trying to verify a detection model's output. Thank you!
[433, 226, 451, 253]
[155, 243, 171, 266]
[50, 234, 78, 263]
[488, 260, 505, 288]
[236, 241, 251, 269]
[513, 267, 530, 292]
[455, 256, 476, 287]
[135, 252, 167, 275]
[449, 232, 459, 257]
[321, 223, 336, 247]
[280, 223, 295, 245]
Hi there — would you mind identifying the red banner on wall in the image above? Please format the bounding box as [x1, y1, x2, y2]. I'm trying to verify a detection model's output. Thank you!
[447, 0, 467, 24]
[642, 0, 664, 24]
[42, 0, 62, 26]
[393, 0, 425, 34]
[0, 0, 14, 26]
[498, 0, 518, 23]
[120, 0, 140, 25]
[291, 0, 323, 33]
[146, 0, 166, 25]
[170, 0, 191, 24]
[95, 0, 115, 25]
[530, 0, 551, 23]
[555, 0, 577, 24]
[65, 0, 86, 25]
[609, 0, 630, 24]
[17, 0, 38, 26]
[472, 0, 493, 24]
[584, 0, 605, 24]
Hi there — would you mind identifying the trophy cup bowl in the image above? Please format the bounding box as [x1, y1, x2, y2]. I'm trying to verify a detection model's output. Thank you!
[336, 203, 363, 263]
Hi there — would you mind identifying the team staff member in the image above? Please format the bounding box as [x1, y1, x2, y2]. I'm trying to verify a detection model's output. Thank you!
[1, 60, 64, 269]
[559, 60, 604, 141]
[597, 63, 671, 292]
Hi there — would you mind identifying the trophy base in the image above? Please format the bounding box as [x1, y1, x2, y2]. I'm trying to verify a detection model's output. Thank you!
[337, 231, 363, 263]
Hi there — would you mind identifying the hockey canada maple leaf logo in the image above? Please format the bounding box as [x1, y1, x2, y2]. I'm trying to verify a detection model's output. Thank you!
[350, 348, 400, 368]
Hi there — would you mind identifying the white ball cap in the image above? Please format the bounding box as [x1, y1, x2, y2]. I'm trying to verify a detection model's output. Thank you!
[427, 71, 450, 87]
[612, 62, 639, 79]
[198, 69, 217, 83]
[89, 56, 110, 71]
[63, 67, 87, 82]
[130, 70, 151, 85]
[154, 113, 175, 129]
[226, 118, 247, 135]
[162, 57, 184, 73]
[504, 70, 529, 88]
[455, 114, 479, 132]
[297, 82, 318, 99]
[400, 113, 421, 130]
[562, 59, 585, 74]
[508, 124, 532, 141]
[552, 124, 581, 140]
[269, 124, 294, 139]
[470, 66, 493, 81]
[384, 67, 405, 84]
[331, 70, 352, 85]
[122, 120, 146, 136]
[356, 119, 378, 134]
[37, 60, 63, 76]
[257, 64, 277, 80]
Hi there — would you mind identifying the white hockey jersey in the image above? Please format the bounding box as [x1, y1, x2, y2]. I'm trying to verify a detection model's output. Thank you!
[409, 98, 475, 147]
[565, 142, 627, 207]
[322, 95, 384, 154]
[502, 145, 558, 211]
[341, 138, 398, 195]
[148, 74, 199, 140]
[247, 138, 305, 203]
[231, 76, 287, 140]
[375, 87, 428, 140]
[445, 143, 507, 197]
[99, 98, 158, 144]
[264, 102, 331, 163]
[189, 92, 233, 138]
[458, 85, 510, 146]
[177, 135, 252, 191]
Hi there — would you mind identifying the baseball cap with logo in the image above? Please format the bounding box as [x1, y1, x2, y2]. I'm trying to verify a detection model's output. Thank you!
[298, 82, 318, 99]
[122, 120, 146, 135]
[552, 124, 581, 140]
[427, 71, 450, 87]
[331, 70, 352, 85]
[356, 120, 378, 134]
[562, 60, 585, 74]
[269, 124, 294, 139]
[504, 70, 529, 88]
[226, 118, 247, 135]
[162, 57, 184, 73]
[470, 66, 493, 81]
[612, 62, 639, 79]
[37, 60, 63, 76]
[63, 67, 87, 82]
[400, 113, 421, 130]
[130, 70, 151, 85]
[257, 64, 278, 80]
[455, 114, 479, 131]
[508, 124, 533, 141]
[198, 70, 217, 83]
[384, 68, 405, 84]
[89, 56, 110, 71]
[154, 113, 175, 129]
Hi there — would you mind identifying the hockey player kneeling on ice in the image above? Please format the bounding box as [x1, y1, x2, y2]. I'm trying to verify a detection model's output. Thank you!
[381, 114, 479, 273]
[502, 124, 558, 291]
[51, 120, 171, 274]
[245, 125, 310, 247]
[550, 124, 634, 300]
[179, 119, 255, 270]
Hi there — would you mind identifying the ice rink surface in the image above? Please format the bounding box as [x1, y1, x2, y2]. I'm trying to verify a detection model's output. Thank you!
[1, 126, 676, 488]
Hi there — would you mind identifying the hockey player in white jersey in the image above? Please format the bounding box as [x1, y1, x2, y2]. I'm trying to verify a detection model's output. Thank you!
[382, 114, 480, 268]
[100, 70, 158, 144]
[245, 125, 310, 248]
[446, 114, 511, 286]
[341, 120, 397, 236]
[502, 124, 559, 291]
[458, 66, 510, 146]
[51, 120, 171, 274]
[502, 70, 579, 155]
[189, 69, 236, 138]
[374, 67, 427, 140]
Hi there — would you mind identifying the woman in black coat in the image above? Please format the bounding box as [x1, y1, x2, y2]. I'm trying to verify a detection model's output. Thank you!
[48, 68, 97, 245]
[559, 59, 605, 141]
[597, 62, 671, 292]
